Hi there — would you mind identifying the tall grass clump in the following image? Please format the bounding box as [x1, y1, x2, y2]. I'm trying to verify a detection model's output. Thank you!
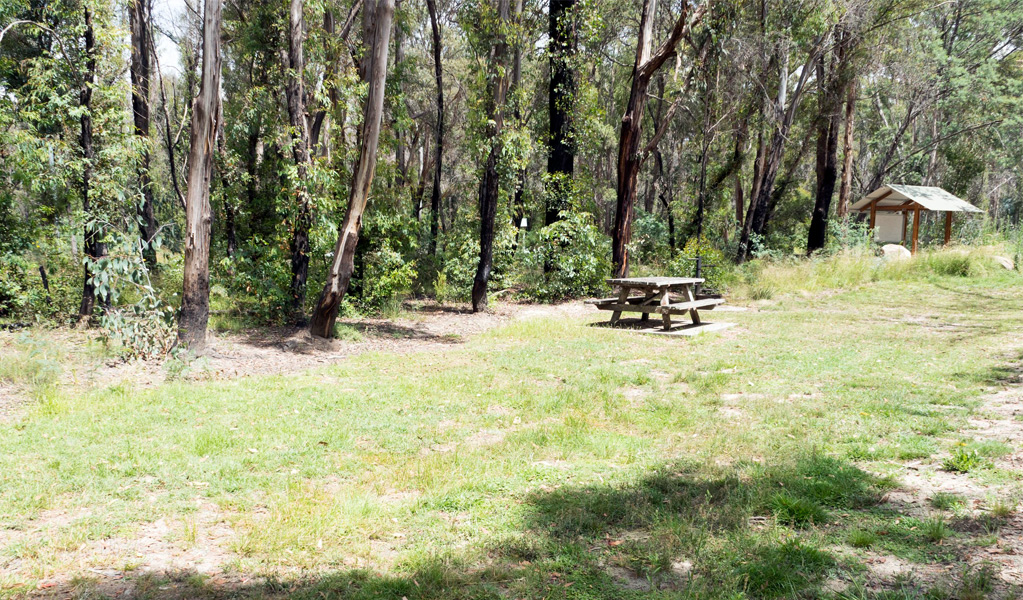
[724, 246, 1012, 301]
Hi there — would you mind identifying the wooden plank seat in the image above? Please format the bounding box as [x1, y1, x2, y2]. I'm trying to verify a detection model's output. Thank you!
[585, 296, 650, 305]
[593, 297, 724, 315]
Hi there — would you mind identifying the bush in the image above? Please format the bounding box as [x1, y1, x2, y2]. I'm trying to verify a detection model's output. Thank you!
[520, 211, 610, 302]
[667, 236, 736, 292]
[438, 219, 517, 303]
[362, 240, 416, 310]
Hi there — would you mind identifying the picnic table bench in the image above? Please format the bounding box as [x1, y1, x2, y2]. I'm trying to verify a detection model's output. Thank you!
[586, 277, 724, 331]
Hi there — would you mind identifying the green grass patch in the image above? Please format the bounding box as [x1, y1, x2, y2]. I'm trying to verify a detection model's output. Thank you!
[0, 265, 1021, 597]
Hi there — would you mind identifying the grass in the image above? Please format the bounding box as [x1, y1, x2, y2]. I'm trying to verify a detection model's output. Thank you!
[942, 448, 986, 473]
[0, 257, 1022, 598]
[930, 492, 966, 511]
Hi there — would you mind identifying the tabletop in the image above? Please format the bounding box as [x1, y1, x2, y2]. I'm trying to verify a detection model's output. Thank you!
[606, 277, 704, 287]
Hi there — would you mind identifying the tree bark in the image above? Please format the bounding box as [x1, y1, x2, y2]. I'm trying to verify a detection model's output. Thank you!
[836, 78, 856, 218]
[736, 40, 820, 262]
[471, 0, 512, 313]
[78, 6, 102, 322]
[130, 0, 157, 268]
[426, 0, 443, 256]
[309, 0, 395, 338]
[285, 0, 313, 319]
[546, 0, 575, 227]
[177, 0, 223, 351]
[807, 44, 844, 255]
[611, 0, 706, 277]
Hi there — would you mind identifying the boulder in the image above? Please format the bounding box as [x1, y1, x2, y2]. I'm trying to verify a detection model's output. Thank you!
[881, 244, 912, 261]
[993, 256, 1015, 271]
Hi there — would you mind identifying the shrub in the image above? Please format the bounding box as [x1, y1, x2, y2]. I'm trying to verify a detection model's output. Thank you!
[362, 240, 416, 310]
[667, 236, 736, 292]
[439, 219, 517, 303]
[520, 211, 610, 302]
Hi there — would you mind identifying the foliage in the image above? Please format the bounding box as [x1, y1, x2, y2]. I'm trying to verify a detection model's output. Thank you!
[520, 211, 610, 302]
[667, 236, 734, 292]
[361, 240, 417, 310]
[438, 219, 517, 303]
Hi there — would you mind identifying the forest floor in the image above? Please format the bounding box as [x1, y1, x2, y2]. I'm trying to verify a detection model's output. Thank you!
[2, 270, 1023, 599]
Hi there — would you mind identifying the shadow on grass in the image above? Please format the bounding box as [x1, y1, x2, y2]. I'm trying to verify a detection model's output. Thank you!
[37, 455, 1000, 600]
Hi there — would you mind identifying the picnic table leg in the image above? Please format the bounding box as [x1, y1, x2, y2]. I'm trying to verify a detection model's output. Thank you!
[660, 288, 672, 331]
[641, 289, 662, 322]
[683, 284, 702, 326]
[609, 287, 629, 326]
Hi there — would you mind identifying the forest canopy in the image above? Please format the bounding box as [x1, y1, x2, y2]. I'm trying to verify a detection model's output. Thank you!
[1, 0, 1022, 350]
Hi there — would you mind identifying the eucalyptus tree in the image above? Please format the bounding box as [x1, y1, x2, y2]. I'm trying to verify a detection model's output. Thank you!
[310, 0, 395, 337]
[129, 0, 157, 268]
[178, 0, 223, 350]
[611, 0, 710, 277]
[469, 0, 512, 312]
[546, 0, 576, 228]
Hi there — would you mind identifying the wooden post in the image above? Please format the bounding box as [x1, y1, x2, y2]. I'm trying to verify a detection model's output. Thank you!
[944, 212, 953, 245]
[912, 207, 921, 254]
[660, 287, 671, 331]
[610, 286, 629, 326]
[901, 210, 908, 244]
[869, 199, 877, 233]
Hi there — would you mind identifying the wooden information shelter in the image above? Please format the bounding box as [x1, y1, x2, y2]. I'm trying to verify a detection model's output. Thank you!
[850, 184, 983, 253]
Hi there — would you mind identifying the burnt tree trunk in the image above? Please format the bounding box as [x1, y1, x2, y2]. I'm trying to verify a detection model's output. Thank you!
[546, 0, 575, 227]
[807, 27, 853, 255]
[130, 0, 157, 268]
[611, 0, 706, 277]
[285, 0, 313, 319]
[471, 0, 512, 313]
[309, 0, 395, 338]
[837, 78, 856, 218]
[78, 6, 102, 322]
[177, 0, 223, 350]
[736, 41, 820, 262]
[426, 0, 443, 256]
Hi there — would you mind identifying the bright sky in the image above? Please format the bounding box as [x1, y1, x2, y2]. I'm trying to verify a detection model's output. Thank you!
[152, 0, 185, 75]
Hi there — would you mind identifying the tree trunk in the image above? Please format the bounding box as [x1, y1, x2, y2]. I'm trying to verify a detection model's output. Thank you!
[177, 0, 223, 351]
[309, 0, 395, 338]
[807, 47, 844, 255]
[285, 0, 313, 319]
[393, 0, 407, 188]
[836, 78, 856, 218]
[736, 41, 819, 262]
[471, 0, 512, 313]
[426, 0, 443, 256]
[78, 6, 101, 322]
[130, 0, 157, 268]
[732, 117, 748, 225]
[546, 0, 575, 227]
[611, 0, 706, 277]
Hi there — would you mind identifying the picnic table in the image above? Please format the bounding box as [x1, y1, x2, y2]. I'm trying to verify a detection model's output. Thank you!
[587, 277, 724, 331]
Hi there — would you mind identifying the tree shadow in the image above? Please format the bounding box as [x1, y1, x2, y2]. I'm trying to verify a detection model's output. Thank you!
[35, 455, 998, 600]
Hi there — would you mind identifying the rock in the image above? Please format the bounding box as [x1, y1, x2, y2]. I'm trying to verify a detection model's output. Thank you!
[881, 244, 912, 261]
[993, 256, 1015, 271]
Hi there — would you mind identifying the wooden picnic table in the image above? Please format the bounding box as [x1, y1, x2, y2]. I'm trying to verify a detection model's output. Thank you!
[587, 277, 724, 331]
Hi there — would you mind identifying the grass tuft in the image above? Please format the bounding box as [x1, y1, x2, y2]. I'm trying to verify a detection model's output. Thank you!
[930, 492, 966, 511]
[847, 528, 877, 549]
[770, 493, 828, 527]
[922, 516, 951, 543]
[942, 448, 986, 473]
